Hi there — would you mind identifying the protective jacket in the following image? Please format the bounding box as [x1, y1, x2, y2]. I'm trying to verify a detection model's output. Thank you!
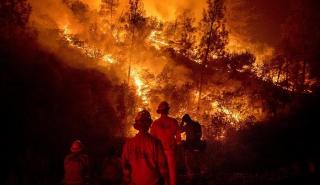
[63, 153, 89, 185]
[151, 115, 180, 185]
[181, 120, 202, 143]
[151, 116, 181, 151]
[122, 132, 168, 185]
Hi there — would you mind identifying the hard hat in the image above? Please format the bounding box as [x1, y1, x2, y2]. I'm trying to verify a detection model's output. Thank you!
[156, 101, 170, 114]
[70, 140, 83, 153]
[134, 110, 152, 130]
[182, 114, 192, 122]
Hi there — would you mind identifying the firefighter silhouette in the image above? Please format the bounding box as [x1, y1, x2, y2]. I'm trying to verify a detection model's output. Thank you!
[122, 110, 169, 185]
[63, 140, 90, 185]
[180, 114, 207, 185]
[151, 101, 181, 185]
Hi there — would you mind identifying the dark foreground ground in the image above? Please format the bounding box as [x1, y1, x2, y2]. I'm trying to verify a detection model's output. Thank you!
[4, 137, 320, 185]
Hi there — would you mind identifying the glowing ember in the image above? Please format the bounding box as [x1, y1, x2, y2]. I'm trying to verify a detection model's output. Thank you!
[148, 30, 169, 50]
[210, 100, 243, 126]
[62, 26, 73, 43]
[102, 54, 117, 64]
[61, 26, 117, 65]
[132, 70, 149, 105]
[112, 28, 126, 43]
[30, 0, 310, 140]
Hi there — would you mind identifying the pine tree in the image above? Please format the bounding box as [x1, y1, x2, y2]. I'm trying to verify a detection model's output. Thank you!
[197, 0, 228, 110]
[120, 0, 146, 84]
[174, 11, 196, 58]
[197, 0, 228, 63]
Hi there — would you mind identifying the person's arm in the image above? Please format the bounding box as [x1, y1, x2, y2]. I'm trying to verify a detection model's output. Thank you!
[174, 120, 181, 144]
[196, 122, 202, 140]
[121, 142, 131, 185]
[180, 121, 186, 133]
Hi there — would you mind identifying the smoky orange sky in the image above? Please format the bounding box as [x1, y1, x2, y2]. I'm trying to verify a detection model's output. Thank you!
[123, 0, 290, 49]
[136, 0, 290, 51]
[28, 0, 292, 64]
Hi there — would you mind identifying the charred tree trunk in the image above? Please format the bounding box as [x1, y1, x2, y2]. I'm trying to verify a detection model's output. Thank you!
[301, 60, 306, 92]
[277, 62, 282, 84]
[197, 21, 214, 111]
[285, 58, 290, 90]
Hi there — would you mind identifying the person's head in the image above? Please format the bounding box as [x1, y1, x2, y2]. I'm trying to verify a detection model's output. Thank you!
[134, 110, 153, 133]
[70, 140, 84, 153]
[156, 101, 170, 115]
[182, 114, 192, 123]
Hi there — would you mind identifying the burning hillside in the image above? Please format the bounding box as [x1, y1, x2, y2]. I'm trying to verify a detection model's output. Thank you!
[2, 0, 320, 185]
[21, 0, 319, 139]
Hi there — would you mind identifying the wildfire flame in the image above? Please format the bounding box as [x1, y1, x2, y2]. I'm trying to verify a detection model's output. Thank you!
[58, 22, 270, 140]
[211, 101, 241, 124]
[102, 54, 117, 64]
[28, 0, 307, 140]
[132, 69, 149, 105]
[61, 26, 117, 64]
[148, 30, 169, 50]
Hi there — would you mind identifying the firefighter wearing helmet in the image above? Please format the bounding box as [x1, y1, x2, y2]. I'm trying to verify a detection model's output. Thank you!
[122, 110, 169, 185]
[63, 140, 90, 185]
[151, 101, 181, 185]
[180, 114, 207, 185]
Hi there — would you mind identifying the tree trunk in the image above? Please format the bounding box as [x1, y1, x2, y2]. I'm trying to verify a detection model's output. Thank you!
[300, 60, 306, 92]
[277, 62, 282, 84]
[197, 21, 214, 111]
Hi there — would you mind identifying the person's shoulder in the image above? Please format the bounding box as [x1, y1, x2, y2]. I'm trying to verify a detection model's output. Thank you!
[79, 153, 89, 159]
[65, 153, 87, 161]
[153, 118, 161, 123]
[64, 153, 73, 161]
[168, 116, 177, 122]
[168, 116, 178, 125]
[151, 118, 161, 126]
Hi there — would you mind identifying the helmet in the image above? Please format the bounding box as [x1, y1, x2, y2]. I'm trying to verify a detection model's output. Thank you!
[134, 110, 153, 130]
[156, 101, 170, 114]
[182, 114, 192, 122]
[70, 140, 83, 153]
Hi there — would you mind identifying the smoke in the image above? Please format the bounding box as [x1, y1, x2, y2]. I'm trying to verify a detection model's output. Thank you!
[140, 0, 277, 65]
[28, 0, 79, 30]
[27, 0, 281, 66]
[225, 0, 276, 66]
[141, 0, 207, 21]
[82, 0, 101, 10]
[25, 0, 288, 137]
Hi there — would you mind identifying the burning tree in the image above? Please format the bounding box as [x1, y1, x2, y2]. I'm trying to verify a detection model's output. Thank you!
[167, 10, 196, 58]
[3, 1, 320, 184]
[196, 0, 228, 110]
[100, 0, 119, 25]
[197, 0, 228, 61]
[120, 0, 147, 83]
[14, 0, 304, 140]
